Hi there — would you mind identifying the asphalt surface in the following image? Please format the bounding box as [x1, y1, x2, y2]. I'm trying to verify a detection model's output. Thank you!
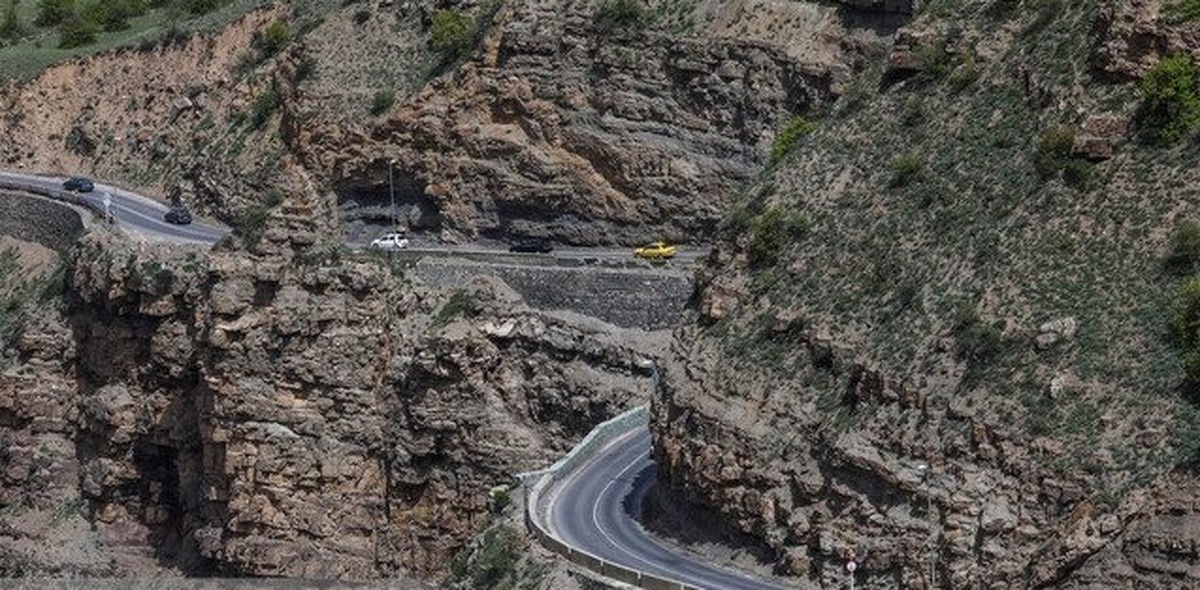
[0, 171, 229, 244]
[545, 428, 793, 590]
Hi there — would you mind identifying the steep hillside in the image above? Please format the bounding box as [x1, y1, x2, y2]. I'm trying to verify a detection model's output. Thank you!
[654, 0, 1200, 587]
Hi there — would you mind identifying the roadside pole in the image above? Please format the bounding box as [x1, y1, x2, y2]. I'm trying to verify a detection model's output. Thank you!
[103, 192, 113, 224]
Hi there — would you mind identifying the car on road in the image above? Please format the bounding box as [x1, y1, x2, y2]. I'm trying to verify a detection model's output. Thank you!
[509, 237, 553, 253]
[62, 176, 94, 193]
[163, 206, 193, 225]
[371, 232, 410, 250]
[633, 241, 677, 260]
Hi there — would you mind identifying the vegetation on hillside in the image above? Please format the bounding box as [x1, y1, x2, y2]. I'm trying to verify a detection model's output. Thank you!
[712, 0, 1200, 495]
[0, 0, 257, 79]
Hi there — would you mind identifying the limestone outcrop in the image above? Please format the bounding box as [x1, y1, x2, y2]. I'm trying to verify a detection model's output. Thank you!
[1, 201, 661, 578]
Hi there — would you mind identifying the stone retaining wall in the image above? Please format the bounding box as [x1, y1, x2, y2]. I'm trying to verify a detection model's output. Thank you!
[0, 192, 86, 255]
[414, 259, 694, 330]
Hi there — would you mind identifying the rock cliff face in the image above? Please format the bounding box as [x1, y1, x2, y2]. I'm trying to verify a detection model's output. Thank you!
[301, 0, 835, 244]
[1, 198, 660, 578]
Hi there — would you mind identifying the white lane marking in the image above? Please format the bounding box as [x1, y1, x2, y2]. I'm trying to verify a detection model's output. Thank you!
[591, 447, 664, 573]
[570, 430, 794, 590]
[544, 427, 644, 540]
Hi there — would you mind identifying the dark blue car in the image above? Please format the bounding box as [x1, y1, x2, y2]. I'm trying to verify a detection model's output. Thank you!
[62, 176, 94, 193]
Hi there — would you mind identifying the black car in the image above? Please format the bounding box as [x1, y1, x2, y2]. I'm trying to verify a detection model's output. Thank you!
[509, 237, 553, 253]
[163, 206, 193, 225]
[62, 176, 94, 193]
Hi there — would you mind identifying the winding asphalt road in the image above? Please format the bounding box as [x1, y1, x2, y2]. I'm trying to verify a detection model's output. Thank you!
[0, 171, 710, 265]
[0, 171, 228, 244]
[545, 428, 793, 590]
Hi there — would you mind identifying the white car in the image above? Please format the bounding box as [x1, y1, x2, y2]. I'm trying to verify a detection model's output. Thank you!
[370, 233, 410, 250]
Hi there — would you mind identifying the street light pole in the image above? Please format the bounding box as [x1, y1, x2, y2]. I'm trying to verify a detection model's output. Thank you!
[388, 158, 397, 230]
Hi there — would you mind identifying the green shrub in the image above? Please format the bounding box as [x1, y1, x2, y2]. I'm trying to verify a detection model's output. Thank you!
[471, 526, 521, 589]
[953, 305, 1003, 362]
[249, 86, 279, 129]
[595, 0, 650, 33]
[1171, 276, 1200, 382]
[1138, 54, 1200, 145]
[435, 289, 476, 326]
[35, 0, 74, 27]
[948, 50, 980, 92]
[901, 96, 926, 127]
[370, 89, 395, 116]
[185, 0, 229, 15]
[914, 40, 951, 80]
[428, 9, 472, 58]
[1062, 158, 1093, 191]
[57, 12, 97, 48]
[748, 205, 810, 268]
[767, 116, 814, 168]
[1033, 126, 1076, 178]
[1, 0, 23, 40]
[1166, 219, 1200, 274]
[254, 19, 291, 57]
[889, 152, 925, 188]
[1166, 0, 1200, 22]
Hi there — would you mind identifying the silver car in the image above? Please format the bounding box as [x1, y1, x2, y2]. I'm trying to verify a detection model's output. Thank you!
[371, 232, 410, 250]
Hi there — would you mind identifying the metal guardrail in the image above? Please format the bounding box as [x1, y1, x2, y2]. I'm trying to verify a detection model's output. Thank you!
[518, 405, 699, 590]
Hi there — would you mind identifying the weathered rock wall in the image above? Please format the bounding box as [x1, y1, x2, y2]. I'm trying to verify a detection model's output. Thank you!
[1, 203, 663, 579]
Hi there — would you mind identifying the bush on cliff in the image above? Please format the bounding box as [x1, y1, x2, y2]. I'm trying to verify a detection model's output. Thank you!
[429, 9, 472, 60]
[34, 0, 74, 27]
[1137, 54, 1200, 145]
[1170, 276, 1200, 383]
[768, 116, 814, 168]
[594, 0, 650, 33]
[749, 205, 810, 268]
[1166, 219, 1200, 274]
[56, 12, 97, 48]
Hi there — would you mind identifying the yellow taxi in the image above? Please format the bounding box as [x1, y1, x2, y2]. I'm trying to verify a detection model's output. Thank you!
[633, 241, 678, 260]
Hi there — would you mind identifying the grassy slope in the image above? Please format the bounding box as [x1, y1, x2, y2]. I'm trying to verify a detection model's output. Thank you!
[716, 0, 1200, 499]
[0, 0, 266, 81]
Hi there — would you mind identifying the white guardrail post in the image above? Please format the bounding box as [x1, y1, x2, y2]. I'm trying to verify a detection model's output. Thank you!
[517, 403, 697, 590]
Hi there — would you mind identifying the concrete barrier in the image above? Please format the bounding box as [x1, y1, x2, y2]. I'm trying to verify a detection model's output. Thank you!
[519, 405, 696, 590]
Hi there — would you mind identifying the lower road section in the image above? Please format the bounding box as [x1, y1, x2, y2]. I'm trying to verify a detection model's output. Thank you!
[543, 428, 792, 590]
[0, 171, 227, 244]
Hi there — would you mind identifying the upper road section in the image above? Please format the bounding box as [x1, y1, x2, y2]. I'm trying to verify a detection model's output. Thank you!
[0, 171, 710, 267]
[543, 428, 793, 590]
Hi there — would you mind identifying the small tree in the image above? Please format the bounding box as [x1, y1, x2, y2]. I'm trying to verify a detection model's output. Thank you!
[57, 11, 97, 48]
[1, 0, 22, 40]
[1171, 276, 1200, 382]
[1167, 219, 1200, 274]
[889, 152, 925, 188]
[1033, 126, 1075, 178]
[1138, 54, 1200, 145]
[253, 19, 291, 57]
[768, 116, 814, 168]
[594, 0, 650, 33]
[748, 205, 811, 268]
[428, 9, 471, 59]
[35, 0, 74, 27]
[370, 89, 395, 116]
